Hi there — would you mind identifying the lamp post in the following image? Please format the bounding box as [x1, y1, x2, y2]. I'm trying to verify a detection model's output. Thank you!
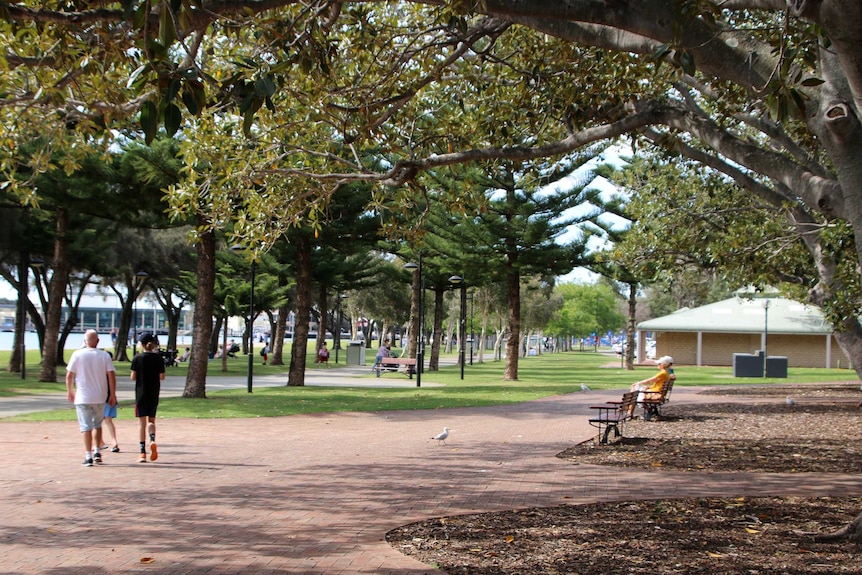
[404, 258, 423, 388]
[762, 298, 770, 378]
[133, 271, 149, 355]
[231, 245, 255, 393]
[448, 275, 467, 380]
[19, 256, 44, 379]
[468, 291, 474, 366]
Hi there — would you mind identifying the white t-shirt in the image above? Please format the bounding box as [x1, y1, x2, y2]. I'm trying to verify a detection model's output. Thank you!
[66, 347, 116, 404]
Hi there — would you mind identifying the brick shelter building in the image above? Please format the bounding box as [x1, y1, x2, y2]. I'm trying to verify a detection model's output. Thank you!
[636, 295, 851, 369]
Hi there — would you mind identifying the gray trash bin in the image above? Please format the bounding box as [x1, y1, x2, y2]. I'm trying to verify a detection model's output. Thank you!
[346, 341, 366, 366]
[733, 352, 764, 377]
[766, 356, 788, 378]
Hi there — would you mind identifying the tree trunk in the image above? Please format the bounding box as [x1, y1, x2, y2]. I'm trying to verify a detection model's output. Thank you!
[406, 262, 420, 360]
[153, 286, 185, 352]
[625, 282, 637, 370]
[9, 253, 26, 374]
[111, 288, 132, 362]
[288, 234, 311, 386]
[210, 316, 222, 357]
[814, 511, 862, 543]
[56, 306, 78, 366]
[504, 265, 520, 380]
[183, 227, 215, 398]
[428, 287, 444, 371]
[805, 45, 862, 382]
[39, 209, 69, 383]
[494, 328, 504, 361]
[270, 298, 289, 366]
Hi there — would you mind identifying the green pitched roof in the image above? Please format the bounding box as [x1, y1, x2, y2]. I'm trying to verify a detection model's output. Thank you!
[637, 297, 832, 335]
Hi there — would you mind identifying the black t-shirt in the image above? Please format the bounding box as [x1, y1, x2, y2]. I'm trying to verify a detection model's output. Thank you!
[131, 351, 165, 407]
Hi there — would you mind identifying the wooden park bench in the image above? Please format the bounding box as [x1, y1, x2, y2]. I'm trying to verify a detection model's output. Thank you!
[589, 391, 638, 444]
[374, 356, 418, 378]
[638, 376, 675, 421]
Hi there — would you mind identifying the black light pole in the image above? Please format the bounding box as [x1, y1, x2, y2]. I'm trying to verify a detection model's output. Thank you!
[248, 260, 255, 392]
[468, 290, 474, 366]
[762, 298, 770, 378]
[231, 245, 255, 393]
[404, 258, 422, 388]
[133, 271, 149, 355]
[19, 256, 43, 379]
[448, 276, 467, 380]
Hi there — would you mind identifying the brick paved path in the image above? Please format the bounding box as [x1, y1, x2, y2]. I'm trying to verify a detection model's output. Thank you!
[3, 386, 862, 574]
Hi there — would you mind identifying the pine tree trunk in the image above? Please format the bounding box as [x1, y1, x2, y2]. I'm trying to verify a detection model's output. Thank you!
[39, 209, 68, 383]
[504, 266, 520, 380]
[288, 235, 311, 386]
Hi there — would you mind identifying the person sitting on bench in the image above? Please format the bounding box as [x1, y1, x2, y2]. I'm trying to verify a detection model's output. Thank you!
[372, 340, 391, 370]
[315, 342, 330, 367]
[629, 355, 674, 412]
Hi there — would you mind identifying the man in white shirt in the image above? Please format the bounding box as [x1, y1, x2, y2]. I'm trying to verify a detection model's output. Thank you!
[66, 330, 117, 467]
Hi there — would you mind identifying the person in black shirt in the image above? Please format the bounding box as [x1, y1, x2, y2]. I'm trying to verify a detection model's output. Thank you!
[131, 332, 166, 463]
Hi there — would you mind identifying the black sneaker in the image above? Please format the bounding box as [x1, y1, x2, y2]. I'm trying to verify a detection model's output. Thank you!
[82, 458, 94, 467]
[110, 446, 120, 453]
[93, 452, 103, 464]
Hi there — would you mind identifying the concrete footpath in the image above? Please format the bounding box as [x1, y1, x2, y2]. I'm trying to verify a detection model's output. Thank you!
[2, 369, 862, 574]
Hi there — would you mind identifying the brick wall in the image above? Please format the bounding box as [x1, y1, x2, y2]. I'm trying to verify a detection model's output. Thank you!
[654, 331, 850, 368]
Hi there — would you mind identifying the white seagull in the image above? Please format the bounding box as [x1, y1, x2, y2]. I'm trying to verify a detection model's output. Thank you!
[580, 383, 591, 392]
[432, 427, 450, 445]
[785, 396, 796, 407]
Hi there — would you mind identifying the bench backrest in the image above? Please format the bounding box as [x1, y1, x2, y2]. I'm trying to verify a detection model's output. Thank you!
[659, 376, 675, 401]
[620, 391, 638, 414]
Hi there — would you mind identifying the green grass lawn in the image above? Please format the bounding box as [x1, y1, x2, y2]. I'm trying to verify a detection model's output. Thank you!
[2, 348, 858, 422]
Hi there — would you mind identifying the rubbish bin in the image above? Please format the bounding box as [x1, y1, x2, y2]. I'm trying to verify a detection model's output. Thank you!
[733, 352, 763, 377]
[346, 341, 366, 366]
[766, 356, 788, 378]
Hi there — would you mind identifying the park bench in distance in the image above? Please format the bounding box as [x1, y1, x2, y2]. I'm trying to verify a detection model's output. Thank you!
[374, 357, 417, 378]
[588, 391, 638, 444]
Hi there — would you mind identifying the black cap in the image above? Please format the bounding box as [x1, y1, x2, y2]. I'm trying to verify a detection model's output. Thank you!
[139, 331, 158, 346]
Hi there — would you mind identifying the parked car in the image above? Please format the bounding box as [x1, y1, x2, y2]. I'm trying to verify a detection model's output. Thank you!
[613, 340, 656, 359]
[646, 340, 656, 359]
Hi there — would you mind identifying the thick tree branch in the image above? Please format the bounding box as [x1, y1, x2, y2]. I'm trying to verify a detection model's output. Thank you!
[265, 101, 668, 186]
[733, 113, 829, 178]
[640, 127, 790, 209]
[654, 101, 846, 219]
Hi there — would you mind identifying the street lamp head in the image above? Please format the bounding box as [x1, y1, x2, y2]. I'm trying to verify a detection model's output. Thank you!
[230, 244, 247, 253]
[404, 262, 419, 271]
[29, 257, 45, 269]
[135, 271, 149, 278]
[448, 275, 464, 284]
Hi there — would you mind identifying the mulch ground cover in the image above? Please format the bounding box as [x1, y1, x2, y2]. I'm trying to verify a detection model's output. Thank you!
[387, 383, 862, 574]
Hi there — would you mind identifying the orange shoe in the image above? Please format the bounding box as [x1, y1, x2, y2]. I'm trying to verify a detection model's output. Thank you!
[149, 442, 158, 462]
[138, 453, 147, 463]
